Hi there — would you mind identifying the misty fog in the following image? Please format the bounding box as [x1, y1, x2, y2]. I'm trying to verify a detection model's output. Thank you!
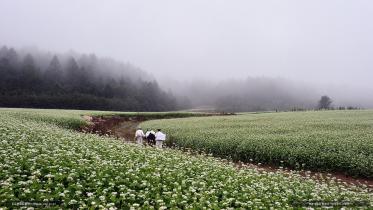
[162, 77, 373, 111]
[1, 0, 373, 111]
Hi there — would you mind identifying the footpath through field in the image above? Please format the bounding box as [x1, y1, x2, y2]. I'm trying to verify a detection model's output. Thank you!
[81, 111, 373, 189]
[80, 112, 228, 141]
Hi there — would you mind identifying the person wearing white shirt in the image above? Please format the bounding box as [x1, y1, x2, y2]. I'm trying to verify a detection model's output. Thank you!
[155, 129, 166, 149]
[145, 129, 150, 138]
[135, 127, 145, 145]
[144, 129, 150, 144]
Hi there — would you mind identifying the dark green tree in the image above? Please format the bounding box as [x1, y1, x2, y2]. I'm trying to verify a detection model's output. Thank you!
[44, 55, 63, 88]
[318, 95, 333, 110]
[20, 54, 42, 92]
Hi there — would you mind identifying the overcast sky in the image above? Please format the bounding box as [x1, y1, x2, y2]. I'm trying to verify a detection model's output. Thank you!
[1, 0, 372, 88]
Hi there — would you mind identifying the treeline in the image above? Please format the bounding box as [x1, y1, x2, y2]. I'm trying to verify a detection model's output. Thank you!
[167, 77, 366, 112]
[0, 46, 177, 111]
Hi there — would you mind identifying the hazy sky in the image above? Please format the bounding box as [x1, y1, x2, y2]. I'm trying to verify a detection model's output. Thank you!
[1, 0, 372, 88]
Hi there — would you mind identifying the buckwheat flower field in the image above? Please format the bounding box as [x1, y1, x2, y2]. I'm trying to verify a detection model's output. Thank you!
[0, 109, 372, 209]
[142, 110, 373, 178]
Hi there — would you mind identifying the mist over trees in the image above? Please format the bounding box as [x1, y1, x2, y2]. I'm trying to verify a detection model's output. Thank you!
[164, 78, 320, 112]
[1, 45, 369, 112]
[162, 75, 371, 112]
[0, 46, 177, 111]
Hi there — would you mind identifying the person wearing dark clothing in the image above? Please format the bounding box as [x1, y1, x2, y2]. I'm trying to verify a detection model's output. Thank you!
[147, 130, 156, 145]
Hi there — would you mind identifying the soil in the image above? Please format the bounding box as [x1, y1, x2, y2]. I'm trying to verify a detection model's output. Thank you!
[79, 114, 373, 189]
[234, 162, 373, 189]
[80, 115, 145, 141]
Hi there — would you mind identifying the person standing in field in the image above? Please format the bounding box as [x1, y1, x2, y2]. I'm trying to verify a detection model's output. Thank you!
[148, 129, 156, 146]
[155, 129, 166, 148]
[135, 127, 145, 145]
[145, 129, 150, 144]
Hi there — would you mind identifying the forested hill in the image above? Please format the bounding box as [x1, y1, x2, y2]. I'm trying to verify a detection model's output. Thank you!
[0, 46, 177, 111]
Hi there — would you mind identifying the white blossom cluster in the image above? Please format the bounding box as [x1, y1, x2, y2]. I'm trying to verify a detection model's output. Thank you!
[0, 109, 371, 209]
[142, 111, 373, 178]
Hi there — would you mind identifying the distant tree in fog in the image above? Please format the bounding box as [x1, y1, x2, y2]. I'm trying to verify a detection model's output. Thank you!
[20, 54, 41, 91]
[318, 95, 333, 109]
[44, 55, 63, 87]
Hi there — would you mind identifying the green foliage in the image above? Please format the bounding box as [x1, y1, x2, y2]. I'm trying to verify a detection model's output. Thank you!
[142, 110, 373, 178]
[0, 46, 178, 111]
[0, 109, 371, 208]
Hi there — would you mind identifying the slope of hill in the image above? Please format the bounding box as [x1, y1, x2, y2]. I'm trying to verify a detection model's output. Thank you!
[0, 46, 177, 111]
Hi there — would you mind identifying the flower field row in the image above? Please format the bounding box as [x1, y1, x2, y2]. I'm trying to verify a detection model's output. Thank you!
[0, 109, 372, 209]
[141, 110, 373, 178]
[0, 108, 212, 130]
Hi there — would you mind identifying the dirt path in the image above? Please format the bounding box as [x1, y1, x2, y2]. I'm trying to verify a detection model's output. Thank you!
[80, 115, 373, 189]
[80, 115, 144, 141]
[234, 162, 373, 188]
[111, 120, 140, 141]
